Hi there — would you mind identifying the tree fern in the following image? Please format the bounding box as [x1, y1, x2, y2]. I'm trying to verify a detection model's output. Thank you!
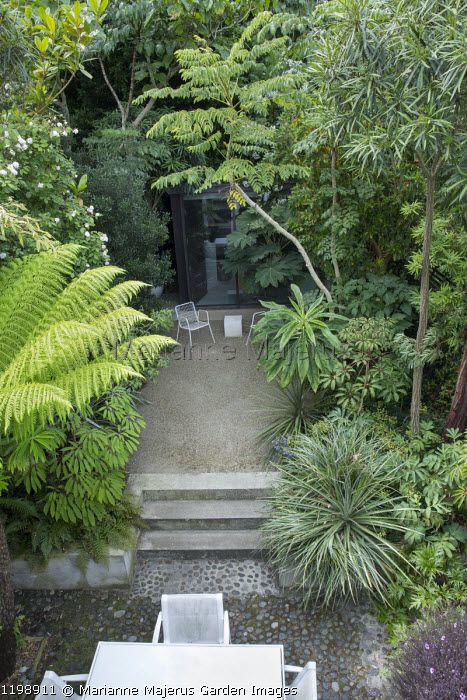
[0, 245, 176, 435]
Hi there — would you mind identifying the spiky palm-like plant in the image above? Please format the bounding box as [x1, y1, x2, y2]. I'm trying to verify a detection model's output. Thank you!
[263, 421, 408, 607]
[0, 243, 175, 679]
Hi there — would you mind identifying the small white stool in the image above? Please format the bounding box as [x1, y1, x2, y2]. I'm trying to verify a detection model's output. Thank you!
[224, 314, 243, 338]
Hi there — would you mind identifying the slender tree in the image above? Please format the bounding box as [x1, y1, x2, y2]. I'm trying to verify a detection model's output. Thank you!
[139, 13, 333, 303]
[310, 0, 466, 432]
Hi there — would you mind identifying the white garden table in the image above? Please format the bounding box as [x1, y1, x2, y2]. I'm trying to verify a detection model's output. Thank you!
[85, 642, 284, 700]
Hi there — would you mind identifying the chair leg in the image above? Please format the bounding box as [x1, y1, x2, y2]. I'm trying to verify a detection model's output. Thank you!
[208, 323, 215, 344]
[245, 327, 252, 345]
[188, 328, 192, 347]
[176, 324, 180, 342]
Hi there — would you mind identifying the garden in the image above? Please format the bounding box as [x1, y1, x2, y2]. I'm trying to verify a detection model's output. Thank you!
[0, 0, 466, 698]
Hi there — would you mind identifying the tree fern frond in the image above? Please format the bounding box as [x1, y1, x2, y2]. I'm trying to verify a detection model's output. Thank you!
[116, 335, 177, 372]
[86, 281, 149, 316]
[0, 383, 72, 432]
[55, 361, 141, 411]
[46, 266, 126, 326]
[92, 307, 150, 348]
[1, 322, 101, 387]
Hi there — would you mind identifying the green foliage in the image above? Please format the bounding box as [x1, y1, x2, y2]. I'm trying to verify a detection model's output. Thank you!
[0, 244, 175, 435]
[0, 110, 106, 269]
[253, 285, 342, 390]
[223, 203, 303, 293]
[407, 214, 467, 355]
[254, 380, 331, 452]
[321, 317, 410, 412]
[340, 274, 415, 332]
[4, 0, 107, 111]
[378, 426, 467, 632]
[142, 12, 306, 195]
[77, 124, 174, 286]
[263, 421, 408, 607]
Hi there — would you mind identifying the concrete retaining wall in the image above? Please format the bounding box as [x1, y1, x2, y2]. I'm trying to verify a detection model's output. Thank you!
[11, 546, 136, 589]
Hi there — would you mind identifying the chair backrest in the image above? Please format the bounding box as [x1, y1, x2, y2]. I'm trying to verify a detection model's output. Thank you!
[161, 593, 224, 643]
[290, 663, 317, 700]
[36, 671, 80, 700]
[175, 302, 198, 325]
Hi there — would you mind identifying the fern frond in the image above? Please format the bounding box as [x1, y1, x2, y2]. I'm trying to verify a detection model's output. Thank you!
[116, 335, 177, 372]
[92, 307, 150, 348]
[55, 361, 141, 411]
[86, 281, 149, 316]
[0, 383, 72, 432]
[46, 266, 126, 326]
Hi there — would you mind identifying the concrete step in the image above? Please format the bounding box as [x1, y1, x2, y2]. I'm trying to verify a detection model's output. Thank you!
[138, 529, 264, 558]
[142, 499, 268, 530]
[128, 472, 277, 502]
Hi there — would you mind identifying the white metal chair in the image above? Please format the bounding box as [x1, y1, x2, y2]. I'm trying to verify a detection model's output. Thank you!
[175, 302, 215, 347]
[152, 593, 230, 644]
[245, 311, 265, 345]
[35, 670, 88, 700]
[285, 662, 318, 700]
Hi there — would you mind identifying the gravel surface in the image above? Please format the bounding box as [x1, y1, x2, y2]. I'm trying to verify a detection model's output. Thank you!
[15, 556, 391, 700]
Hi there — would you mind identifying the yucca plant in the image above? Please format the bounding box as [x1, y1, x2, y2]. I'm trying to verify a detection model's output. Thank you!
[263, 421, 408, 607]
[253, 284, 343, 391]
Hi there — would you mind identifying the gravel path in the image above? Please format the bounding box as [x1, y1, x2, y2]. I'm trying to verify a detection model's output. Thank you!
[15, 556, 391, 700]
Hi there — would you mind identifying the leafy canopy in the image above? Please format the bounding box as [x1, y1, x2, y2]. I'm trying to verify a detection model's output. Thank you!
[139, 12, 307, 197]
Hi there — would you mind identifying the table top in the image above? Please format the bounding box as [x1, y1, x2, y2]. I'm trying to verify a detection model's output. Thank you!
[86, 642, 284, 700]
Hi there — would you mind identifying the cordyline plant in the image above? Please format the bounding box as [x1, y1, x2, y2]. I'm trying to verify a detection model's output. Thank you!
[263, 421, 409, 607]
[137, 12, 333, 303]
[307, 0, 466, 432]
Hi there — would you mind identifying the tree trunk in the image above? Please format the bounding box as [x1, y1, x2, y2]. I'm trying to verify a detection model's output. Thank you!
[330, 147, 341, 285]
[444, 344, 467, 434]
[0, 518, 15, 681]
[410, 170, 436, 433]
[234, 184, 333, 305]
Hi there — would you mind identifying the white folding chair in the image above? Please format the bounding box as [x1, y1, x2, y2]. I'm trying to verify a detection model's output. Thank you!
[285, 662, 317, 700]
[152, 593, 230, 644]
[175, 302, 215, 347]
[245, 311, 264, 345]
[35, 670, 88, 700]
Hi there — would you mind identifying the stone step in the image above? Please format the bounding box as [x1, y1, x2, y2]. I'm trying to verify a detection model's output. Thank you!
[138, 529, 264, 558]
[128, 471, 277, 502]
[142, 499, 268, 530]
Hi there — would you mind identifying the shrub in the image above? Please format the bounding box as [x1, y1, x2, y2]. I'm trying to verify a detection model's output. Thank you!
[253, 284, 343, 390]
[389, 606, 467, 700]
[263, 421, 407, 607]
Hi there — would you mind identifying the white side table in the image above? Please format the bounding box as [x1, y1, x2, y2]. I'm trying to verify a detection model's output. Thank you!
[224, 314, 243, 338]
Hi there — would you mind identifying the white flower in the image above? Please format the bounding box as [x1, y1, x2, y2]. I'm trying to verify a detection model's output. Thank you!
[70, 210, 77, 218]
[87, 205, 94, 213]
[56, 165, 61, 171]
[54, 217, 60, 223]
[105, 261, 110, 265]
[0, 252, 7, 259]
[0, 169, 7, 176]
[3, 130, 8, 138]
[86, 263, 90, 268]
[84, 231, 90, 238]
[37, 182, 44, 188]
[12, 161, 19, 168]
[72, 128, 79, 134]
[51, 130, 60, 138]
[17, 136, 26, 145]
[6, 164, 18, 175]
[62, 131, 67, 137]
[100, 234, 108, 242]
[57, 122, 63, 128]
[26, 137, 33, 145]
[84, 223, 89, 228]
[101, 244, 106, 250]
